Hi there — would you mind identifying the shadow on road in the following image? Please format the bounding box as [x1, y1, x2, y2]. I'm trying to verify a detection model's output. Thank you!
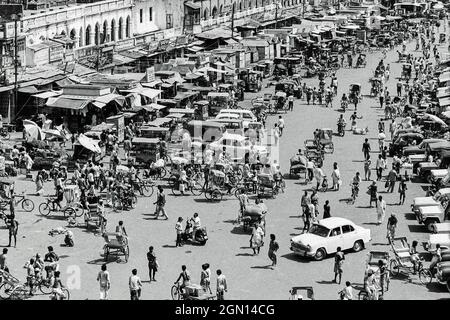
[236, 253, 254, 257]
[407, 224, 426, 233]
[362, 222, 379, 226]
[281, 253, 312, 263]
[230, 226, 250, 235]
[316, 280, 335, 285]
[425, 282, 448, 293]
[250, 265, 273, 269]
[404, 213, 416, 220]
[162, 244, 177, 248]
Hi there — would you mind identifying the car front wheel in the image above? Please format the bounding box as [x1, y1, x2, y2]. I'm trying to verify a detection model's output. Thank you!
[314, 248, 326, 261]
[353, 240, 364, 252]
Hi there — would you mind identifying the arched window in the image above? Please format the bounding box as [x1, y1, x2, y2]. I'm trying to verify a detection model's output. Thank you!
[126, 16, 131, 38]
[219, 4, 223, 14]
[60, 30, 66, 36]
[203, 8, 209, 19]
[118, 18, 123, 40]
[69, 29, 76, 40]
[212, 6, 218, 18]
[94, 23, 100, 45]
[85, 25, 91, 46]
[239, 1, 243, 11]
[102, 21, 108, 43]
[111, 19, 116, 42]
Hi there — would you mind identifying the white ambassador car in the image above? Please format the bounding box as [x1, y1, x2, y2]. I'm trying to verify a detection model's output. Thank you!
[290, 217, 371, 261]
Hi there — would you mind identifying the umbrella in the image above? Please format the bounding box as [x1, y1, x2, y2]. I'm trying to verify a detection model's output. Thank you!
[424, 113, 448, 127]
[171, 156, 189, 165]
[23, 121, 45, 141]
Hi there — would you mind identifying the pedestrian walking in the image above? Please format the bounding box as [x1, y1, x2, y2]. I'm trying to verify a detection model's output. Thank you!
[398, 177, 407, 205]
[300, 191, 309, 217]
[277, 116, 285, 137]
[311, 190, 319, 218]
[268, 234, 279, 269]
[288, 94, 294, 111]
[0, 248, 8, 273]
[389, 119, 395, 140]
[175, 217, 183, 247]
[333, 247, 345, 284]
[314, 165, 325, 191]
[216, 269, 227, 300]
[250, 223, 264, 255]
[362, 138, 371, 160]
[302, 204, 312, 232]
[153, 186, 168, 219]
[376, 196, 386, 225]
[147, 246, 158, 281]
[323, 200, 331, 219]
[387, 213, 398, 242]
[364, 157, 372, 181]
[387, 168, 398, 193]
[200, 263, 212, 294]
[331, 162, 341, 191]
[375, 155, 386, 181]
[97, 264, 111, 300]
[378, 131, 386, 152]
[368, 181, 378, 208]
[129, 269, 143, 300]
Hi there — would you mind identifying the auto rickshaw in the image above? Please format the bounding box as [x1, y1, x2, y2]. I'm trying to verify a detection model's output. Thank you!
[317, 128, 334, 153]
[193, 100, 209, 120]
[402, 63, 412, 79]
[207, 92, 232, 117]
[274, 92, 287, 112]
[275, 80, 296, 97]
[349, 83, 362, 104]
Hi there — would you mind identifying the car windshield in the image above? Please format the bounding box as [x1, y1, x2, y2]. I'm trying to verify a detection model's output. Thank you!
[309, 224, 330, 237]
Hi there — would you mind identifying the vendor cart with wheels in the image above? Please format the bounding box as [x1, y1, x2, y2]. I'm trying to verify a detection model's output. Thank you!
[103, 232, 129, 262]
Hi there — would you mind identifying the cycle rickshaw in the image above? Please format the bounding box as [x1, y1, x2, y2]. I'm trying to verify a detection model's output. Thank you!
[103, 232, 129, 262]
[358, 251, 390, 300]
[317, 128, 334, 153]
[289, 286, 315, 300]
[257, 173, 283, 198]
[369, 77, 382, 97]
[171, 283, 216, 300]
[349, 83, 362, 105]
[388, 236, 431, 284]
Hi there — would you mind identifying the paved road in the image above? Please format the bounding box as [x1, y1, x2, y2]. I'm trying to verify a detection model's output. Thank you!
[3, 33, 450, 300]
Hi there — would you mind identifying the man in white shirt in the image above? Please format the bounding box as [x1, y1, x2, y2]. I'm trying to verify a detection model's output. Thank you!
[129, 269, 143, 300]
[277, 116, 285, 137]
[192, 212, 201, 234]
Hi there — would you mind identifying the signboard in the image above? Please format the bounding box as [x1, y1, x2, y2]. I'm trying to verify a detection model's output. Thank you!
[175, 35, 187, 46]
[145, 66, 155, 83]
[49, 44, 64, 62]
[158, 39, 170, 51]
[115, 39, 134, 51]
[148, 41, 159, 52]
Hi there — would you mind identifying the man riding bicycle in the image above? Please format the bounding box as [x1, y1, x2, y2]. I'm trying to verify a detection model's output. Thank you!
[351, 172, 362, 198]
[174, 265, 191, 295]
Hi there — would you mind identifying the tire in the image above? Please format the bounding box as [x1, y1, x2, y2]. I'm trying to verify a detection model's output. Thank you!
[39, 203, 51, 216]
[0, 282, 14, 300]
[9, 285, 27, 300]
[425, 220, 437, 233]
[39, 280, 53, 295]
[61, 288, 70, 300]
[171, 285, 181, 300]
[419, 269, 432, 285]
[159, 167, 168, 179]
[446, 279, 450, 293]
[199, 240, 207, 246]
[168, 175, 177, 187]
[104, 246, 110, 261]
[21, 199, 34, 212]
[73, 203, 85, 218]
[314, 248, 326, 261]
[190, 181, 204, 196]
[210, 189, 222, 202]
[390, 259, 400, 276]
[352, 240, 364, 252]
[204, 189, 212, 200]
[358, 291, 369, 300]
[141, 184, 154, 197]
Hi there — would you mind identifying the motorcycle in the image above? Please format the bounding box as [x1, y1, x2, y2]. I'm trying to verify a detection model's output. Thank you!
[182, 219, 208, 245]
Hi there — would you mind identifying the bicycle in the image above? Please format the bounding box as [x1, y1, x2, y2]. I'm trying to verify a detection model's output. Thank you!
[13, 191, 35, 212]
[171, 282, 184, 300]
[38, 197, 84, 218]
[172, 179, 203, 196]
[133, 179, 155, 197]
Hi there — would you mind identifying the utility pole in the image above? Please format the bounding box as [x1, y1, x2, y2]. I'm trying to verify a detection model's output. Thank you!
[231, 3, 235, 38]
[11, 13, 19, 123]
[275, 1, 278, 29]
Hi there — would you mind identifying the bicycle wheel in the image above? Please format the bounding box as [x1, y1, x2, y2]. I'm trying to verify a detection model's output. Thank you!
[159, 167, 168, 179]
[171, 285, 181, 300]
[389, 259, 400, 277]
[39, 280, 53, 295]
[9, 285, 28, 300]
[0, 282, 15, 299]
[168, 175, 177, 187]
[419, 269, 432, 285]
[73, 203, 85, 218]
[210, 189, 222, 202]
[22, 199, 35, 212]
[358, 291, 369, 300]
[39, 203, 51, 216]
[142, 184, 154, 197]
[190, 181, 204, 196]
[61, 288, 70, 300]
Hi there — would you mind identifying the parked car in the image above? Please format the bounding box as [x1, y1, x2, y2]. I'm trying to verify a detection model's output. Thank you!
[417, 150, 450, 180]
[290, 217, 371, 261]
[403, 138, 446, 156]
[411, 188, 450, 213]
[209, 133, 268, 162]
[417, 205, 449, 232]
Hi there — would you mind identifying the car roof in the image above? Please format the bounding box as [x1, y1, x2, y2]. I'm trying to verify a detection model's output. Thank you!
[419, 206, 443, 213]
[438, 188, 450, 195]
[220, 109, 253, 114]
[220, 133, 246, 141]
[318, 217, 355, 229]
